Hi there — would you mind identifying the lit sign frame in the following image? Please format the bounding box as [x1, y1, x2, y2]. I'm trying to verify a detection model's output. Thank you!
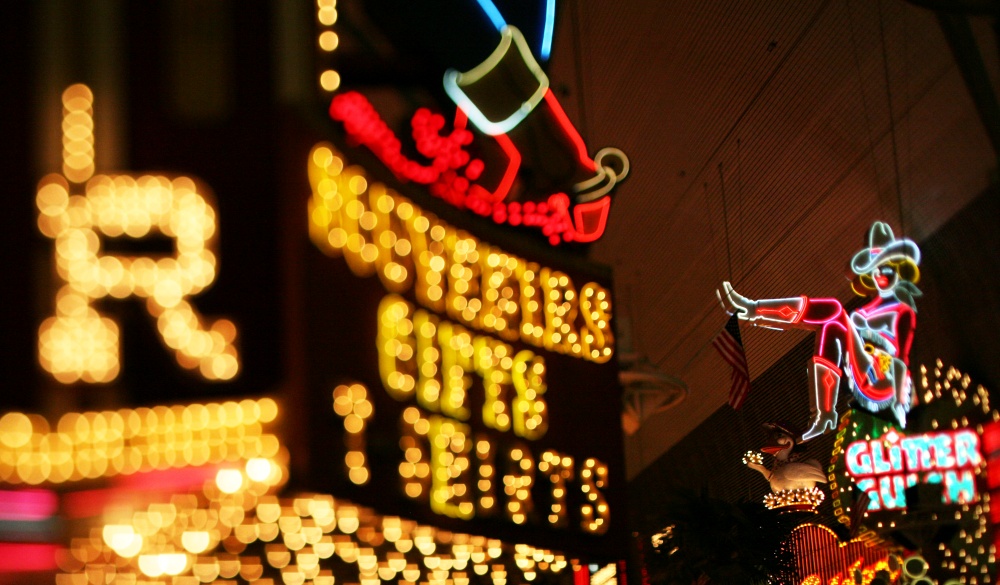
[826, 362, 997, 582]
[302, 144, 625, 558]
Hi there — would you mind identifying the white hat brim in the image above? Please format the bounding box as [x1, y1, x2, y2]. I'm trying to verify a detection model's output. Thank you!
[850, 239, 921, 274]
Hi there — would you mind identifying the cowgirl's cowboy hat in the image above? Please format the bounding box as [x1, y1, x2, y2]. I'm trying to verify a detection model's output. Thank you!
[850, 221, 921, 275]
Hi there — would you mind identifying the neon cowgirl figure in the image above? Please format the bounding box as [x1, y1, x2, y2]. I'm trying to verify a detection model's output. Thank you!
[719, 222, 921, 441]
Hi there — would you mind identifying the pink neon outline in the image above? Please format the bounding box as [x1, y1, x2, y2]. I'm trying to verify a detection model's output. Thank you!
[800, 298, 845, 325]
[821, 370, 836, 411]
[815, 320, 845, 359]
[542, 89, 597, 172]
[812, 355, 840, 372]
[846, 429, 982, 477]
[758, 305, 801, 322]
[847, 353, 895, 402]
[0, 490, 58, 521]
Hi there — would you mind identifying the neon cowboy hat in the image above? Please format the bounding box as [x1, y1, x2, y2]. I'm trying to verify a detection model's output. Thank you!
[850, 221, 921, 275]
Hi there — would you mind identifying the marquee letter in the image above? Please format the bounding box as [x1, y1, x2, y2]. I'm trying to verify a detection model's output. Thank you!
[37, 88, 239, 384]
[580, 458, 609, 534]
[333, 383, 374, 485]
[429, 416, 474, 519]
[845, 441, 873, 476]
[512, 350, 548, 439]
[377, 295, 417, 400]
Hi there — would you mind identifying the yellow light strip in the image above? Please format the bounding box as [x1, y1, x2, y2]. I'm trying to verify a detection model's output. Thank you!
[317, 0, 340, 92]
[538, 450, 573, 527]
[377, 294, 549, 441]
[61, 84, 95, 183]
[504, 445, 534, 525]
[579, 458, 609, 534]
[762, 487, 825, 511]
[0, 397, 278, 485]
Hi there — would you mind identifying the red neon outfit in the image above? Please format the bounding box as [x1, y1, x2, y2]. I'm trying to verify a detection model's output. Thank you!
[798, 296, 915, 407]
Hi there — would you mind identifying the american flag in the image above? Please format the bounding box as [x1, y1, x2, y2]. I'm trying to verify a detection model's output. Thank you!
[712, 313, 750, 409]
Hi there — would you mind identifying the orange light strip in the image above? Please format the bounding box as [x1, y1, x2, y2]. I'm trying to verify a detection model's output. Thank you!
[0, 398, 279, 486]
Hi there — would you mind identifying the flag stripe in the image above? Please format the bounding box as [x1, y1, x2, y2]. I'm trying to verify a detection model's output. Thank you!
[713, 315, 751, 410]
[713, 344, 748, 375]
[712, 333, 749, 375]
[728, 372, 750, 409]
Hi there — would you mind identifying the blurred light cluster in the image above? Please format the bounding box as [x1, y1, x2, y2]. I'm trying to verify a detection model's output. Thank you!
[476, 336, 512, 434]
[589, 563, 617, 585]
[473, 438, 495, 516]
[579, 459, 609, 534]
[538, 450, 572, 527]
[37, 84, 239, 383]
[316, 0, 340, 92]
[333, 384, 373, 486]
[762, 487, 825, 511]
[308, 145, 615, 365]
[399, 407, 432, 500]
[375, 288, 610, 532]
[918, 359, 993, 419]
[377, 294, 548, 440]
[429, 417, 473, 520]
[504, 447, 533, 525]
[57, 454, 286, 584]
[0, 398, 278, 485]
[59, 475, 577, 585]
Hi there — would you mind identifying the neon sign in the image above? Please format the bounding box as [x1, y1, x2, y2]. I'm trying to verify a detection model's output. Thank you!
[844, 429, 981, 510]
[325, 17, 629, 246]
[472, 0, 557, 61]
[308, 144, 614, 534]
[443, 26, 549, 137]
[825, 363, 997, 582]
[720, 221, 921, 441]
[329, 91, 625, 245]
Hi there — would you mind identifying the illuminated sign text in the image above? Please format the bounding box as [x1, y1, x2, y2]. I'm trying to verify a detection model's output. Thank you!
[844, 429, 981, 510]
[309, 145, 614, 534]
[308, 144, 614, 364]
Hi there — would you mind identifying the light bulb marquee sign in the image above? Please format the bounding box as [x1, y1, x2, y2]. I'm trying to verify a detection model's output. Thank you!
[5, 3, 626, 580]
[826, 362, 999, 583]
[302, 0, 628, 560]
[36, 85, 240, 385]
[302, 144, 624, 558]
